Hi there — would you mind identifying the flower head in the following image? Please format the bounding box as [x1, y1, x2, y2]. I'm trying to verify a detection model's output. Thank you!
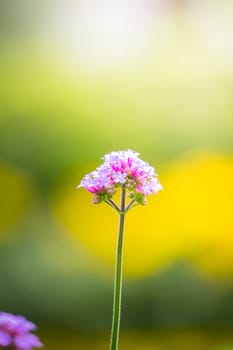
[78, 150, 162, 205]
[0, 312, 43, 350]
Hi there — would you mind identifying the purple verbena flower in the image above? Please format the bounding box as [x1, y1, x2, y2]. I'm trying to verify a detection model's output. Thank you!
[78, 150, 162, 205]
[0, 312, 43, 350]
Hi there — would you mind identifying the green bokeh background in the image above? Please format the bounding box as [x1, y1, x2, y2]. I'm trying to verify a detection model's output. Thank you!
[0, 1, 233, 349]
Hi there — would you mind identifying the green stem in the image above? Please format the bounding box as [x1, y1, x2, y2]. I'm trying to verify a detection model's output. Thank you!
[108, 199, 121, 213]
[104, 199, 120, 212]
[110, 186, 126, 350]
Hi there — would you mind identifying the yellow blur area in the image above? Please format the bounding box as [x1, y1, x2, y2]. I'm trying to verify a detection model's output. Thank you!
[54, 153, 233, 278]
[0, 164, 35, 237]
[42, 329, 233, 350]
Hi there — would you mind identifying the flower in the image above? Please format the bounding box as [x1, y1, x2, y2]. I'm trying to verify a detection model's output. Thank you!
[78, 150, 162, 204]
[0, 312, 43, 350]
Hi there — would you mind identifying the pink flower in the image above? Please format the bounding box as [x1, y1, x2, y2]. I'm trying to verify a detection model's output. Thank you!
[78, 150, 162, 204]
[0, 312, 43, 350]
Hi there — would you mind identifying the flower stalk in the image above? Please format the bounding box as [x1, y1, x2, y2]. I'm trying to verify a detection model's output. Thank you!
[110, 186, 126, 350]
[77, 150, 162, 350]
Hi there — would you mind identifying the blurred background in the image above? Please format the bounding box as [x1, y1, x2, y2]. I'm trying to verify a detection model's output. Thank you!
[0, 0, 233, 349]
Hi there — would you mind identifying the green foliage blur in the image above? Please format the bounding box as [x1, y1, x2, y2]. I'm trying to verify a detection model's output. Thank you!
[0, 1, 233, 349]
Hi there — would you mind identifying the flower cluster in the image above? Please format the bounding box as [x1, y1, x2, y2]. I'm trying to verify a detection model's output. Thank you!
[78, 150, 162, 204]
[0, 312, 43, 350]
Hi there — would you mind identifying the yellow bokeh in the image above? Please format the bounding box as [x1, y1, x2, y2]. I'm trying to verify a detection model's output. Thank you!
[159, 153, 233, 278]
[0, 164, 36, 239]
[53, 153, 233, 278]
[41, 329, 233, 350]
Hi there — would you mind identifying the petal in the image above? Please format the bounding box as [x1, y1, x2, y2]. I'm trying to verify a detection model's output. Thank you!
[0, 330, 11, 346]
[14, 334, 43, 350]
